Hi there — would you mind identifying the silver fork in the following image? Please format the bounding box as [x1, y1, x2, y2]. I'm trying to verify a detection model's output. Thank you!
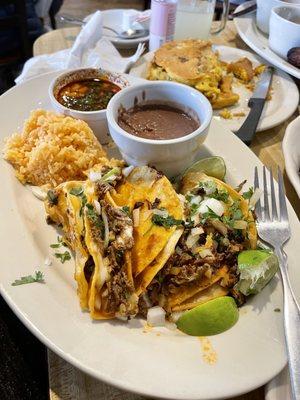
[254, 166, 300, 400]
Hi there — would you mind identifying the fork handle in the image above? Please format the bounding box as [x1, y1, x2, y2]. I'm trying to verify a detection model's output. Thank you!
[275, 248, 300, 400]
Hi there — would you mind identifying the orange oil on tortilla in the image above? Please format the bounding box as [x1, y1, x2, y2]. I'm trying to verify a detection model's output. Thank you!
[198, 337, 217, 365]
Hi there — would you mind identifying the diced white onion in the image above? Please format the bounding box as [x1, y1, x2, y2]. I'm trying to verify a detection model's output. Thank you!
[186, 233, 200, 248]
[88, 170, 102, 182]
[116, 315, 128, 321]
[199, 248, 213, 258]
[93, 200, 101, 215]
[30, 186, 47, 201]
[101, 209, 109, 248]
[199, 198, 225, 217]
[44, 257, 52, 266]
[177, 193, 186, 204]
[165, 321, 177, 330]
[142, 293, 152, 308]
[249, 188, 263, 209]
[191, 213, 200, 224]
[99, 263, 108, 284]
[191, 227, 204, 236]
[122, 165, 135, 177]
[233, 220, 248, 230]
[147, 306, 166, 327]
[133, 208, 140, 227]
[152, 208, 169, 218]
[190, 195, 202, 205]
[170, 311, 184, 323]
[204, 181, 216, 195]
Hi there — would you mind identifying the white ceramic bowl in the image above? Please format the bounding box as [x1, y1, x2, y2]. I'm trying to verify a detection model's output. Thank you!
[256, 0, 300, 34]
[106, 81, 212, 177]
[269, 6, 300, 59]
[49, 68, 131, 143]
[283, 115, 300, 198]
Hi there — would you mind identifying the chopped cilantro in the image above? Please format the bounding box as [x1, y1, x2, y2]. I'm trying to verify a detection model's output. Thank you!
[69, 187, 84, 196]
[189, 203, 199, 215]
[212, 189, 229, 202]
[86, 203, 104, 233]
[12, 271, 44, 286]
[152, 214, 183, 228]
[122, 206, 130, 216]
[50, 243, 61, 248]
[54, 251, 71, 264]
[229, 201, 243, 220]
[47, 190, 58, 206]
[201, 206, 220, 221]
[50, 236, 67, 249]
[242, 187, 254, 200]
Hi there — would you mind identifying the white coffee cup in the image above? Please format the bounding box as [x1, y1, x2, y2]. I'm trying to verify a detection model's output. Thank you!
[269, 6, 300, 58]
[256, 0, 300, 34]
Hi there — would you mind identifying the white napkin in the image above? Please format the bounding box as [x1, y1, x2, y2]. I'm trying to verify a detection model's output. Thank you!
[16, 11, 143, 84]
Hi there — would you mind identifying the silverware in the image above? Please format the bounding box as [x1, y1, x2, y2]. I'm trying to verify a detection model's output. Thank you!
[235, 67, 274, 145]
[229, 3, 257, 20]
[254, 166, 300, 400]
[59, 14, 149, 40]
[123, 42, 146, 73]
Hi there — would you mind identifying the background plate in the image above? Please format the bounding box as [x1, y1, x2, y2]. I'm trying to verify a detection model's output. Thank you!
[234, 1, 300, 80]
[84, 9, 149, 49]
[1, 72, 300, 400]
[129, 46, 299, 133]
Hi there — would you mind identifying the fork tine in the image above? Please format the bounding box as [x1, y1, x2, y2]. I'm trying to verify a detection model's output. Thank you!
[254, 167, 262, 220]
[263, 166, 270, 221]
[278, 167, 289, 221]
[269, 169, 278, 220]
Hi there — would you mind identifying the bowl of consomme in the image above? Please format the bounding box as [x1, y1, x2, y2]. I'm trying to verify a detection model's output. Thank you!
[49, 68, 130, 143]
[106, 81, 212, 177]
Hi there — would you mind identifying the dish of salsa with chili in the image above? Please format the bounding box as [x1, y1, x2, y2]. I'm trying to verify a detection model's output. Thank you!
[56, 78, 121, 111]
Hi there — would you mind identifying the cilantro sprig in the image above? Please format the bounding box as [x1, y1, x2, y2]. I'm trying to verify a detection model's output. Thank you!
[152, 214, 183, 228]
[12, 271, 44, 286]
[54, 251, 71, 264]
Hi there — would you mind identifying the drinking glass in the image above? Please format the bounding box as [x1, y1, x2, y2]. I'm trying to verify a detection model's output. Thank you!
[174, 0, 230, 40]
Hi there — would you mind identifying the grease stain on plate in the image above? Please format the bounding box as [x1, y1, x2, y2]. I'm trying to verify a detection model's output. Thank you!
[198, 337, 218, 365]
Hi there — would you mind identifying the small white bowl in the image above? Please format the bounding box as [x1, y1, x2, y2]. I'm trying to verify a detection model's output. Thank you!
[256, 0, 300, 34]
[49, 68, 130, 143]
[269, 6, 300, 59]
[106, 81, 212, 177]
[283, 115, 300, 198]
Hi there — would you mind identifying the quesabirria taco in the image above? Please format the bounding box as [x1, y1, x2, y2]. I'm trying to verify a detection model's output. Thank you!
[139, 171, 257, 314]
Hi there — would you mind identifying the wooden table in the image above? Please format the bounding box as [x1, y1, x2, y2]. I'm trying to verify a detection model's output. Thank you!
[33, 22, 300, 400]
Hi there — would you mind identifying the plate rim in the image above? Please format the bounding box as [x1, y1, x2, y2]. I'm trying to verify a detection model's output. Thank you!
[234, 1, 300, 80]
[1, 71, 299, 400]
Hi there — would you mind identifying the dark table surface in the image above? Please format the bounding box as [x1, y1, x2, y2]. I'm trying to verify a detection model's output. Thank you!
[0, 295, 49, 400]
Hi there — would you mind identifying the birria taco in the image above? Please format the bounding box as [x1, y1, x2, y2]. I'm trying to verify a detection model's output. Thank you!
[45, 167, 138, 319]
[111, 166, 185, 295]
[140, 172, 257, 314]
[45, 165, 185, 319]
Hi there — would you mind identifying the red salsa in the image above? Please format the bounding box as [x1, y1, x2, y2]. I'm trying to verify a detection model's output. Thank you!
[56, 78, 121, 111]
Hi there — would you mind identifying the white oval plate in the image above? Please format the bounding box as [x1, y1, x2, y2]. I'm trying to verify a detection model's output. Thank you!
[129, 45, 299, 133]
[84, 9, 149, 49]
[283, 116, 300, 198]
[234, 1, 300, 80]
[1, 72, 300, 400]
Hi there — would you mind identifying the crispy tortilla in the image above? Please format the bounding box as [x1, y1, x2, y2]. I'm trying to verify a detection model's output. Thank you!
[181, 171, 257, 249]
[111, 166, 184, 277]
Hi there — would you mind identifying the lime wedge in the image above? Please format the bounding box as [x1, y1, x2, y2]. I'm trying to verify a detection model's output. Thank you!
[176, 296, 239, 336]
[235, 250, 279, 296]
[182, 156, 226, 181]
